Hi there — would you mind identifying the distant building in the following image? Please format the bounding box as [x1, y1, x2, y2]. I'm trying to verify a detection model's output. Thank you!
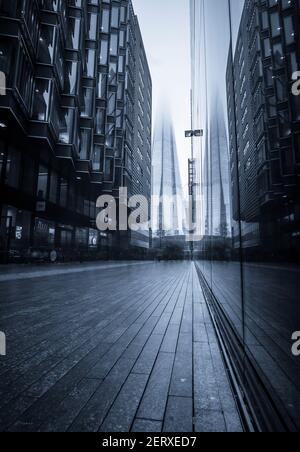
[152, 106, 183, 237]
[209, 95, 232, 238]
[0, 0, 152, 261]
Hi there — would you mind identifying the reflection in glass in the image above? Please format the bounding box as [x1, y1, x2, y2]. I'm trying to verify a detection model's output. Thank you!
[191, 0, 300, 430]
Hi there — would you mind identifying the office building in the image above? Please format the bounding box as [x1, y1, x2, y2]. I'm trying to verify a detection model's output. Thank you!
[0, 0, 152, 262]
[226, 0, 300, 255]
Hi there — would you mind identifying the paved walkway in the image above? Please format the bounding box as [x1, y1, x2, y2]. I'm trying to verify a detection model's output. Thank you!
[0, 261, 154, 283]
[0, 262, 242, 432]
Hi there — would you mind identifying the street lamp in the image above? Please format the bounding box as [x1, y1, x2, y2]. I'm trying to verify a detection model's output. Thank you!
[185, 129, 203, 138]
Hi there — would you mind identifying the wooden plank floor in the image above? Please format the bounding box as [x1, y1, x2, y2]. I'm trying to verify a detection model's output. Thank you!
[0, 262, 242, 432]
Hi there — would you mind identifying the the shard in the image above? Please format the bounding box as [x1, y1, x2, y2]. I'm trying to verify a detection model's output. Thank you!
[208, 95, 232, 237]
[151, 106, 183, 236]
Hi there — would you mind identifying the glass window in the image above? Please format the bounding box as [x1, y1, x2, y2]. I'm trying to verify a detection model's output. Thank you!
[88, 12, 97, 40]
[101, 9, 109, 33]
[79, 129, 92, 160]
[4, 148, 21, 189]
[86, 49, 95, 78]
[67, 17, 81, 50]
[32, 79, 51, 121]
[58, 108, 74, 144]
[49, 170, 58, 204]
[110, 32, 118, 56]
[37, 165, 48, 199]
[81, 87, 94, 118]
[38, 25, 56, 64]
[270, 12, 281, 37]
[59, 177, 68, 207]
[99, 39, 108, 65]
[92, 145, 102, 171]
[64, 61, 78, 94]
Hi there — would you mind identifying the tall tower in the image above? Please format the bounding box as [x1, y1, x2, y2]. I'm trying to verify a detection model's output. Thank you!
[152, 106, 183, 236]
[209, 95, 231, 238]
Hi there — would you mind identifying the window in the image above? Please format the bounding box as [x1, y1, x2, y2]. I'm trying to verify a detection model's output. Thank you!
[49, 171, 58, 204]
[16, 44, 34, 108]
[110, 33, 118, 56]
[270, 12, 281, 37]
[86, 49, 96, 78]
[59, 178, 68, 207]
[99, 40, 108, 65]
[81, 87, 94, 118]
[111, 6, 119, 28]
[37, 165, 48, 200]
[95, 108, 105, 135]
[101, 9, 109, 33]
[38, 25, 56, 64]
[79, 129, 92, 160]
[67, 17, 81, 50]
[97, 73, 107, 98]
[32, 79, 51, 121]
[88, 13, 97, 40]
[92, 145, 102, 171]
[104, 158, 114, 181]
[64, 61, 78, 94]
[5, 148, 21, 189]
[58, 108, 75, 144]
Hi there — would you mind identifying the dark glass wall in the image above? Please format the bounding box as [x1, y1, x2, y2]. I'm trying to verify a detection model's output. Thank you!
[191, 0, 300, 431]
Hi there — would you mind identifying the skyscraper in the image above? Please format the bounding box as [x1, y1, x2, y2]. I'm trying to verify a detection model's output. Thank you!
[152, 106, 183, 236]
[0, 0, 152, 262]
[209, 95, 231, 238]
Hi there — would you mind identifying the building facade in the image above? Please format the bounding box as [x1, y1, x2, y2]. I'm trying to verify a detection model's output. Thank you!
[227, 0, 300, 255]
[0, 0, 152, 262]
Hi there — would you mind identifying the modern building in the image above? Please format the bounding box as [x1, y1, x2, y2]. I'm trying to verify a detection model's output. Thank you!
[226, 0, 300, 256]
[0, 0, 152, 262]
[151, 105, 183, 237]
[130, 17, 152, 250]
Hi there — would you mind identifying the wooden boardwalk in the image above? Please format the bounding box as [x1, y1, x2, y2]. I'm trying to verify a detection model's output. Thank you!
[0, 262, 242, 432]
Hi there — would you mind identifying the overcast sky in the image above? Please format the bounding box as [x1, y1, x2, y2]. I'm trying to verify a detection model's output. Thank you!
[133, 0, 191, 192]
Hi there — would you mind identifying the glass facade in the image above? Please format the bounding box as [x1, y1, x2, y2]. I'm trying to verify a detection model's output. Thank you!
[191, 0, 300, 431]
[0, 0, 152, 261]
